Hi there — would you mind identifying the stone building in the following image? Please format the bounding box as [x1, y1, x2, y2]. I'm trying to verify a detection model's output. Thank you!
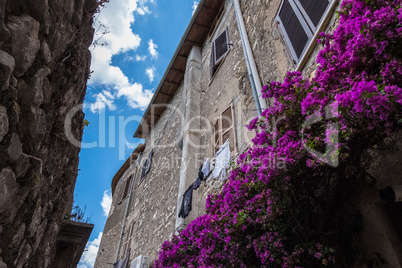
[95, 0, 402, 267]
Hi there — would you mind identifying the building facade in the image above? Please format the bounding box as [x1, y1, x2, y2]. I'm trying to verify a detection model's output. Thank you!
[94, 0, 402, 267]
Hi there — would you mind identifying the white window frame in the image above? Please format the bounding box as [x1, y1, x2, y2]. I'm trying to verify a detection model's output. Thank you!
[276, 0, 334, 65]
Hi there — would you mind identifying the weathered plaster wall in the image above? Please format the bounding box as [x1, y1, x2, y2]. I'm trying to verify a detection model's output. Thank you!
[0, 0, 95, 266]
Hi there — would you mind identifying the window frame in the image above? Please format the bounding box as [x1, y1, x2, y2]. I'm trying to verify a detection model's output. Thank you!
[210, 27, 230, 79]
[138, 149, 153, 184]
[213, 103, 238, 157]
[122, 221, 135, 258]
[276, 0, 332, 65]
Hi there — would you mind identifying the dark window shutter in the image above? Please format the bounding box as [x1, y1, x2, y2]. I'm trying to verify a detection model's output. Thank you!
[141, 161, 147, 180]
[214, 29, 229, 64]
[210, 43, 215, 78]
[296, 0, 330, 30]
[118, 183, 124, 203]
[214, 120, 220, 154]
[140, 149, 153, 182]
[145, 149, 153, 174]
[122, 176, 132, 200]
[277, 0, 312, 62]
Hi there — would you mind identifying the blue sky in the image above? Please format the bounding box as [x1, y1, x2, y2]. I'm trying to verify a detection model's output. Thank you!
[76, 1, 199, 267]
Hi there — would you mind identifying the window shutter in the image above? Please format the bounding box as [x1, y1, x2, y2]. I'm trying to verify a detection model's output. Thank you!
[145, 149, 153, 174]
[214, 120, 221, 155]
[210, 43, 216, 78]
[140, 149, 153, 182]
[214, 104, 237, 156]
[122, 175, 132, 200]
[295, 0, 330, 31]
[276, 0, 313, 63]
[214, 29, 229, 64]
[118, 181, 125, 203]
[122, 222, 134, 257]
[221, 104, 237, 155]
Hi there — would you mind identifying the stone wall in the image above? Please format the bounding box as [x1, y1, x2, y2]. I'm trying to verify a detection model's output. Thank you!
[95, 85, 185, 267]
[0, 0, 96, 266]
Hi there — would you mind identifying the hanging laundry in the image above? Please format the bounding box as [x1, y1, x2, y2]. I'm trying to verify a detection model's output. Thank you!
[178, 185, 193, 218]
[193, 177, 201, 190]
[113, 249, 130, 268]
[201, 158, 210, 177]
[212, 139, 230, 181]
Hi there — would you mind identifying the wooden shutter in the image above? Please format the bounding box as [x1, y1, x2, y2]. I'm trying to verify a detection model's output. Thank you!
[277, 0, 331, 64]
[122, 222, 135, 257]
[276, 0, 313, 63]
[210, 43, 216, 78]
[140, 149, 153, 182]
[214, 29, 229, 64]
[214, 120, 221, 155]
[145, 149, 153, 174]
[295, 0, 330, 31]
[118, 180, 125, 203]
[221, 104, 237, 155]
[122, 175, 132, 200]
[214, 104, 237, 155]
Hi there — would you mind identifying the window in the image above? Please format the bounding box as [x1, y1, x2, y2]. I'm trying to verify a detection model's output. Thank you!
[276, 0, 331, 64]
[118, 174, 134, 204]
[210, 28, 230, 78]
[214, 104, 237, 156]
[122, 221, 135, 258]
[139, 149, 153, 183]
[122, 175, 133, 200]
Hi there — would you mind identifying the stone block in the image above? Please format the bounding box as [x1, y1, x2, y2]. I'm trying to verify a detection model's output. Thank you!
[6, 15, 40, 77]
[27, 108, 46, 139]
[11, 224, 25, 247]
[0, 105, 8, 142]
[14, 153, 30, 179]
[0, 167, 18, 215]
[0, 24, 10, 43]
[7, 133, 22, 161]
[0, 50, 15, 91]
[17, 67, 50, 109]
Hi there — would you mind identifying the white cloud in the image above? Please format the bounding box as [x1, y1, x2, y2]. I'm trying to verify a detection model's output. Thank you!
[89, 0, 154, 112]
[145, 66, 156, 83]
[117, 83, 154, 110]
[192, 1, 199, 15]
[137, 6, 151, 15]
[101, 190, 112, 216]
[124, 54, 147, 62]
[78, 232, 103, 268]
[148, 39, 158, 60]
[136, 55, 147, 61]
[90, 91, 117, 113]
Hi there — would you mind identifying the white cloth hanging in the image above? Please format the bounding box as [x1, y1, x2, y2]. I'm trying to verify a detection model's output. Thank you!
[201, 158, 210, 177]
[212, 139, 231, 181]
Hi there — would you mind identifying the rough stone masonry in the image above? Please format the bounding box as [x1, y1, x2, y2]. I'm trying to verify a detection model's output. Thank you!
[0, 0, 96, 266]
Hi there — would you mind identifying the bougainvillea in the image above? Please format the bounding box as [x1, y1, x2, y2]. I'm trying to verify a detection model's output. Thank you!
[155, 0, 402, 267]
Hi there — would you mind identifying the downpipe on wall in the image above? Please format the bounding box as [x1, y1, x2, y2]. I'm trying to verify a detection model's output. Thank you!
[233, 0, 267, 116]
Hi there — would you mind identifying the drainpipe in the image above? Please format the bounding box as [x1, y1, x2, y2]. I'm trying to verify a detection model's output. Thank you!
[233, 0, 267, 116]
[114, 153, 141, 263]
